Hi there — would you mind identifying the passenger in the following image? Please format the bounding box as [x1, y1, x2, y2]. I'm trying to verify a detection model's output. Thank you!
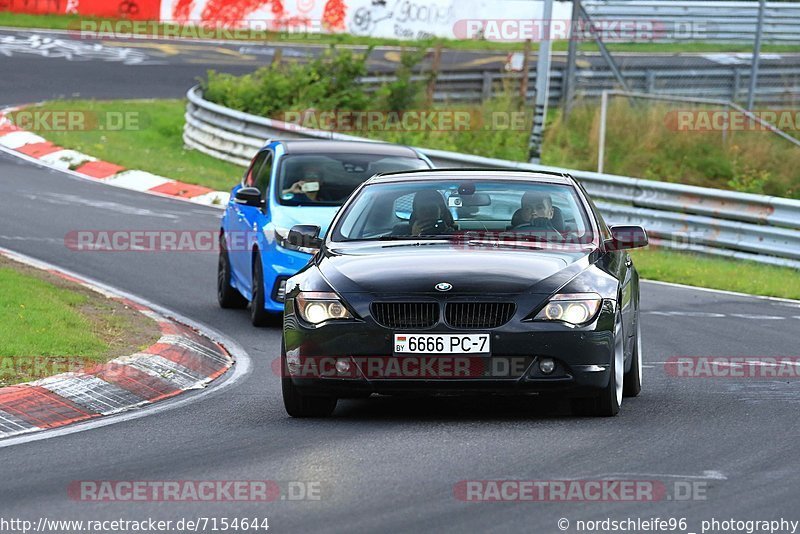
[282, 163, 329, 202]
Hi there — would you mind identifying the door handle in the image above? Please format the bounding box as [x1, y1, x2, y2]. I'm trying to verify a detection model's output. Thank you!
[625, 258, 633, 267]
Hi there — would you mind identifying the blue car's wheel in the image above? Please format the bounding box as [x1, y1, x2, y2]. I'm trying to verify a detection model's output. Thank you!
[250, 253, 278, 327]
[217, 234, 247, 309]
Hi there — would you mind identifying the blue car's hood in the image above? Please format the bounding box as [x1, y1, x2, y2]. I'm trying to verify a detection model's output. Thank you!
[271, 205, 341, 237]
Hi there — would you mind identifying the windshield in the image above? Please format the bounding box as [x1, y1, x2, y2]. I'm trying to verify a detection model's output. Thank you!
[277, 153, 428, 206]
[331, 179, 596, 247]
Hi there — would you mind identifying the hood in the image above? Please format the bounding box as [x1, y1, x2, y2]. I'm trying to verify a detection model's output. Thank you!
[319, 242, 596, 295]
[272, 205, 341, 237]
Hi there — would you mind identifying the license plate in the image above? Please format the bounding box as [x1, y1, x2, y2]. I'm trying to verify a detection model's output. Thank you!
[394, 334, 490, 355]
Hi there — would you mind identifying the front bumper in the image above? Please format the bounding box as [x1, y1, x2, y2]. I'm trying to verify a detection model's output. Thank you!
[283, 299, 617, 398]
[261, 245, 313, 311]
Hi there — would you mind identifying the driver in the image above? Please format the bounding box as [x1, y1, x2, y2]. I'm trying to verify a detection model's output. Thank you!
[282, 163, 327, 202]
[512, 191, 559, 236]
[410, 190, 456, 236]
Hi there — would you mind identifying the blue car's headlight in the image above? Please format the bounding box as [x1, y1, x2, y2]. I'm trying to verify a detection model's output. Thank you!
[273, 226, 317, 254]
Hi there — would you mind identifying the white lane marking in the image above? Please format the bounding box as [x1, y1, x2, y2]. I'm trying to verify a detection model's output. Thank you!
[729, 313, 786, 320]
[0, 245, 252, 449]
[38, 149, 95, 170]
[104, 170, 173, 192]
[32, 192, 180, 219]
[642, 280, 800, 305]
[595, 470, 727, 481]
[647, 311, 726, 318]
[0, 131, 45, 148]
[644, 311, 794, 320]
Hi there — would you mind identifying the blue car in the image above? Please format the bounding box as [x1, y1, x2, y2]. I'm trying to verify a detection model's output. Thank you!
[217, 139, 433, 325]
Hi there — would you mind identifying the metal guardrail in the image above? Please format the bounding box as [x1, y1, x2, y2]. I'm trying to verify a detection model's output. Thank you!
[358, 65, 800, 106]
[184, 85, 800, 269]
[585, 1, 800, 44]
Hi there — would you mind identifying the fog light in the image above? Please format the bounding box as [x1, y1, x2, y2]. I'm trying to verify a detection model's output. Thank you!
[275, 279, 287, 302]
[539, 358, 556, 374]
[335, 359, 351, 374]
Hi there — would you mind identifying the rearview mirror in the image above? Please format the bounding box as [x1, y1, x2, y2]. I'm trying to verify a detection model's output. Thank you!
[606, 225, 649, 251]
[234, 187, 264, 208]
[288, 224, 322, 252]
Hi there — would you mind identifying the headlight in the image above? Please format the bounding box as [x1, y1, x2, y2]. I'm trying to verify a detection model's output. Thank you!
[296, 292, 353, 325]
[532, 293, 602, 326]
[273, 226, 317, 254]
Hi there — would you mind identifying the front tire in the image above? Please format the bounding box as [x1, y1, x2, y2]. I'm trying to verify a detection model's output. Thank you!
[573, 312, 623, 417]
[281, 349, 337, 417]
[623, 315, 643, 397]
[250, 253, 275, 327]
[217, 235, 247, 309]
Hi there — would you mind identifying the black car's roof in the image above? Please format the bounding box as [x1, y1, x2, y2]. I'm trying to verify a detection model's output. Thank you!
[281, 140, 420, 158]
[367, 168, 575, 185]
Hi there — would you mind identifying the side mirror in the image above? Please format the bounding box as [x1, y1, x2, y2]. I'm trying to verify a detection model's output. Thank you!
[234, 187, 264, 208]
[288, 224, 322, 252]
[606, 225, 648, 251]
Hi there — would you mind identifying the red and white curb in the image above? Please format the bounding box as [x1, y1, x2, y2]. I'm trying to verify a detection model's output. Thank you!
[0, 248, 234, 440]
[0, 105, 229, 209]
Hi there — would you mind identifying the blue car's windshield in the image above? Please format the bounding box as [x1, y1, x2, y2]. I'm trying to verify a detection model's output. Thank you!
[277, 153, 428, 206]
[331, 180, 596, 246]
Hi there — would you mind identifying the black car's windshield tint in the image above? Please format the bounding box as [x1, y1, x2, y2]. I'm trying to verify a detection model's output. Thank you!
[277, 154, 427, 206]
[331, 180, 596, 246]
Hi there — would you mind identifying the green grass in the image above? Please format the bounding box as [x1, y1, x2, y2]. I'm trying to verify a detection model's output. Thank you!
[631, 248, 800, 299]
[0, 258, 160, 386]
[11, 99, 245, 191]
[0, 266, 107, 360]
[542, 99, 800, 199]
[2, 11, 799, 53]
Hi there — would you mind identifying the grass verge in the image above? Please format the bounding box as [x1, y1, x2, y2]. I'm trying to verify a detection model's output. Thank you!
[9, 99, 244, 192]
[1, 11, 800, 53]
[631, 248, 800, 300]
[0, 256, 161, 386]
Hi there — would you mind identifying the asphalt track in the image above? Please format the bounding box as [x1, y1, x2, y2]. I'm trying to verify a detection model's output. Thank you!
[1, 33, 800, 533]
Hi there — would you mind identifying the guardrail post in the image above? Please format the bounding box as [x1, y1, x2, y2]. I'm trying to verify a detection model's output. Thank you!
[645, 71, 655, 93]
[426, 44, 443, 105]
[519, 39, 532, 103]
[598, 90, 609, 173]
[747, 0, 766, 110]
[481, 71, 493, 101]
[528, 0, 554, 163]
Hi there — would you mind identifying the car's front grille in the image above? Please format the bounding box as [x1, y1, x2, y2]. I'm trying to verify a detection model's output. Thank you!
[371, 302, 439, 329]
[445, 302, 516, 329]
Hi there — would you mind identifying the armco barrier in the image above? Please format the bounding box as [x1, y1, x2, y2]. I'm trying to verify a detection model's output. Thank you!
[184, 86, 800, 269]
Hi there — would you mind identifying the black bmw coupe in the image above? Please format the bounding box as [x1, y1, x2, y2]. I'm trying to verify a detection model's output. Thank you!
[280, 169, 648, 417]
